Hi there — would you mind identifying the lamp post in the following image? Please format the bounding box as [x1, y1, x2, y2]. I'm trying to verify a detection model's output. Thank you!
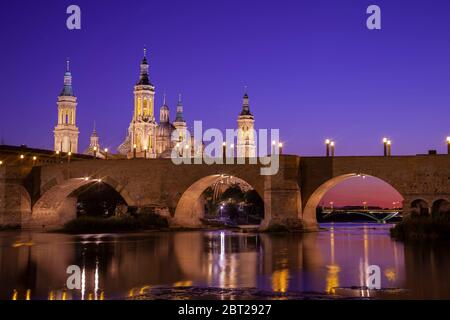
[68, 152, 72, 163]
[447, 136, 450, 155]
[325, 139, 331, 157]
[383, 137, 388, 156]
[278, 142, 283, 155]
[104, 148, 108, 160]
[56, 150, 61, 163]
[19, 154, 24, 164]
[387, 140, 392, 156]
[272, 140, 276, 155]
[222, 142, 226, 159]
[133, 144, 137, 159]
[176, 143, 181, 157]
[93, 146, 97, 159]
[32, 156, 37, 166]
[144, 146, 147, 159]
[0, 160, 3, 166]
[330, 141, 335, 157]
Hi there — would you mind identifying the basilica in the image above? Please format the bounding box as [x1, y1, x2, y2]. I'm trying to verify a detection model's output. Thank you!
[53, 49, 256, 159]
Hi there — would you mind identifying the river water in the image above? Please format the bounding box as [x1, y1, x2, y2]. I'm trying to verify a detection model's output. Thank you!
[0, 223, 449, 300]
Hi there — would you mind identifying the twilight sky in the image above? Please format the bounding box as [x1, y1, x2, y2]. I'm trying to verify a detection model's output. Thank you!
[0, 0, 448, 207]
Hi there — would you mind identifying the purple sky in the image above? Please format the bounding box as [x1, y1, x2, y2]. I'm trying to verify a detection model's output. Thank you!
[1, 0, 449, 206]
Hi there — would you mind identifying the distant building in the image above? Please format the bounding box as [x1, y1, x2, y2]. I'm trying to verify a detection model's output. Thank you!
[84, 123, 106, 159]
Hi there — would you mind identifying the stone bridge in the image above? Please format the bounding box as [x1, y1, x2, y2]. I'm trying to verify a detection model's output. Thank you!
[0, 154, 449, 230]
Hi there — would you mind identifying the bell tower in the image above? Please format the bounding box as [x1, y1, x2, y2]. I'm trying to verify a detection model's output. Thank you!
[237, 88, 256, 158]
[127, 47, 157, 158]
[54, 60, 79, 153]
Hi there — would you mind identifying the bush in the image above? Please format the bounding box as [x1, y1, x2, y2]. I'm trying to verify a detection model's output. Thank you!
[390, 215, 450, 240]
[62, 214, 168, 234]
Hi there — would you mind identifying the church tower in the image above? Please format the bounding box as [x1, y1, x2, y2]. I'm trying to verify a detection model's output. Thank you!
[127, 48, 157, 158]
[54, 60, 79, 153]
[237, 88, 256, 158]
[156, 94, 175, 155]
[172, 94, 188, 144]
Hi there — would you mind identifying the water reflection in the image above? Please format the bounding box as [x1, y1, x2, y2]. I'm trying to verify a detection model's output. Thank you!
[1, 224, 450, 299]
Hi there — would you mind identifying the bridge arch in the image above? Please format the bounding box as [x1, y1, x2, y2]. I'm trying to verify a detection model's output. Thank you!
[302, 173, 404, 223]
[431, 199, 450, 217]
[30, 176, 133, 229]
[172, 174, 264, 227]
[411, 199, 430, 216]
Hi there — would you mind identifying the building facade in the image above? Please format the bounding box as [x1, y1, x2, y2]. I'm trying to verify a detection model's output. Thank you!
[117, 49, 198, 159]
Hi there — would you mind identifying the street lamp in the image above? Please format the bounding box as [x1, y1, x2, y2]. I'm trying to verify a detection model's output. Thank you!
[447, 136, 450, 154]
[278, 142, 283, 155]
[272, 140, 276, 155]
[222, 142, 226, 159]
[330, 141, 335, 157]
[133, 144, 137, 159]
[32, 156, 37, 166]
[387, 140, 392, 156]
[93, 146, 97, 159]
[144, 146, 148, 159]
[68, 151, 72, 163]
[383, 137, 388, 156]
[104, 148, 108, 160]
[325, 139, 331, 157]
[0, 160, 3, 166]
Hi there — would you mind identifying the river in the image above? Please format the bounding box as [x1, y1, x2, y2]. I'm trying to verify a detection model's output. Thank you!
[0, 223, 449, 300]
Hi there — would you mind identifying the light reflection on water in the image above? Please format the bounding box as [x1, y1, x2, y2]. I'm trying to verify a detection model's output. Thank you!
[1, 223, 450, 300]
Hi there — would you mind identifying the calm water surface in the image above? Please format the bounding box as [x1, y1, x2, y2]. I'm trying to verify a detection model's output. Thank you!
[1, 223, 449, 300]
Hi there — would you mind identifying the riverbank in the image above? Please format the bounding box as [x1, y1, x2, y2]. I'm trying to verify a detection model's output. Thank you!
[390, 216, 450, 240]
[129, 286, 408, 300]
[129, 286, 343, 300]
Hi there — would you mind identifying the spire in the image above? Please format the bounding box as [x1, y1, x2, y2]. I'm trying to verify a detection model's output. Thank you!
[137, 46, 152, 85]
[240, 87, 252, 116]
[175, 94, 185, 122]
[160, 94, 170, 123]
[142, 46, 148, 65]
[60, 58, 74, 96]
[91, 121, 98, 137]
